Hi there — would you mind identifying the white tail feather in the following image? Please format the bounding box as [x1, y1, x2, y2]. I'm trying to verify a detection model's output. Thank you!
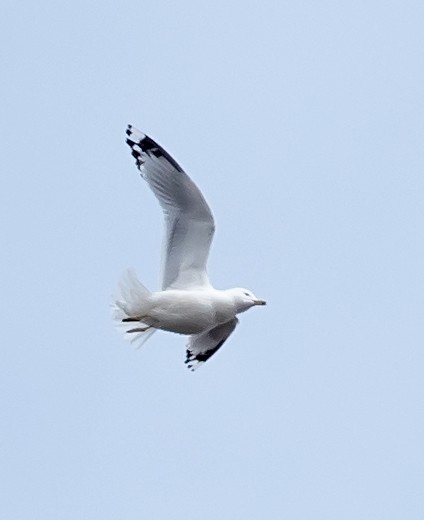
[112, 268, 156, 348]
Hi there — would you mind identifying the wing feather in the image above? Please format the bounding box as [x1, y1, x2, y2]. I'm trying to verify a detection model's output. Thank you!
[126, 125, 215, 290]
[185, 318, 239, 371]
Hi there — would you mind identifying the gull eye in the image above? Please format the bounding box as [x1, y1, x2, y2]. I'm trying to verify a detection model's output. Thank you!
[244, 292, 250, 297]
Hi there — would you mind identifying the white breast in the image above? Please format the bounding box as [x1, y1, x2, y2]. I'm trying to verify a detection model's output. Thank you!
[148, 289, 236, 335]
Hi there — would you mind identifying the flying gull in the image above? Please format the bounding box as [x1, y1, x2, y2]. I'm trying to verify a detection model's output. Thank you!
[113, 125, 266, 370]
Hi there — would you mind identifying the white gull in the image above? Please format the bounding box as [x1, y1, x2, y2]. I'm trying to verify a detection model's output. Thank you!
[113, 125, 266, 370]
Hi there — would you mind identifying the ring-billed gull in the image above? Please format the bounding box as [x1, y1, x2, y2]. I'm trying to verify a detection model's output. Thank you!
[113, 125, 266, 370]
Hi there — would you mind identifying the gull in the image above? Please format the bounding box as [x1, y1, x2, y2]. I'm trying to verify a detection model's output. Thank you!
[113, 125, 266, 370]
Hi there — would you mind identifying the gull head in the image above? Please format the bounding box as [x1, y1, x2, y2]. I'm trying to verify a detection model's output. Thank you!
[227, 288, 267, 314]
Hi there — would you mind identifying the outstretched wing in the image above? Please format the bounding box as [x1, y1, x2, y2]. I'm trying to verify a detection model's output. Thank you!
[126, 125, 215, 290]
[185, 318, 239, 371]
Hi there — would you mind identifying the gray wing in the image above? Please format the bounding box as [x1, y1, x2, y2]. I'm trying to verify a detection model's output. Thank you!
[126, 125, 215, 290]
[185, 318, 239, 371]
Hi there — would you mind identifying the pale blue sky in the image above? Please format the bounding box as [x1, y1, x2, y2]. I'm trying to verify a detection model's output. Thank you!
[1, 1, 424, 518]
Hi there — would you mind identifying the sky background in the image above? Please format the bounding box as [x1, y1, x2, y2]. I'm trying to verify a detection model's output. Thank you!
[1, 1, 424, 518]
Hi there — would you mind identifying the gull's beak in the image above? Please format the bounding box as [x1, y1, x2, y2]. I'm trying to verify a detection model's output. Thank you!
[253, 299, 267, 306]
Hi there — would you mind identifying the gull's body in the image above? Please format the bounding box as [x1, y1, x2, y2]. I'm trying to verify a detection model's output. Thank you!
[113, 125, 265, 370]
[142, 289, 240, 335]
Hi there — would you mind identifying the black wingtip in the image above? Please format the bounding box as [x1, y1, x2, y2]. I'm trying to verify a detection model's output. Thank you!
[124, 126, 184, 173]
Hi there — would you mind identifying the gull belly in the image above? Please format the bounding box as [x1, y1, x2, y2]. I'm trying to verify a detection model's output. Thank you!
[147, 289, 235, 335]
